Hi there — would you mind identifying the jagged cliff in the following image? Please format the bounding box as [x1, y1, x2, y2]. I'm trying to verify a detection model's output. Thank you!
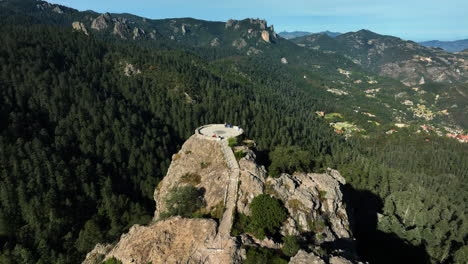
[83, 133, 363, 264]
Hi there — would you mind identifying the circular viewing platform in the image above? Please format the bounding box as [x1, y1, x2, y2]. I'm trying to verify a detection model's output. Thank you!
[196, 124, 243, 140]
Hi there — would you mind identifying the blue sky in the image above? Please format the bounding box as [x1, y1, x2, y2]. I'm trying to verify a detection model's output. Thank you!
[48, 0, 468, 41]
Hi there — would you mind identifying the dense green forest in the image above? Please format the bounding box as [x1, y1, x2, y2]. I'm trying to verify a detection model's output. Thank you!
[0, 4, 467, 264]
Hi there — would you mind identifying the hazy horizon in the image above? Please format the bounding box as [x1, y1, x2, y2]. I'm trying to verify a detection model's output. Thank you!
[48, 0, 468, 42]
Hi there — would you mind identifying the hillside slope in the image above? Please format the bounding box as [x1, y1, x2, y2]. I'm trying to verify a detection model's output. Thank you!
[292, 30, 468, 85]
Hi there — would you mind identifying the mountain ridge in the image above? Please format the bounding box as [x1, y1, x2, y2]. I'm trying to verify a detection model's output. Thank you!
[279, 30, 342, 39]
[419, 39, 468, 52]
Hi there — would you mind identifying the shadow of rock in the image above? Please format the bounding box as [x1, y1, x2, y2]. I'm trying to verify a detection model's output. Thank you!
[342, 185, 431, 264]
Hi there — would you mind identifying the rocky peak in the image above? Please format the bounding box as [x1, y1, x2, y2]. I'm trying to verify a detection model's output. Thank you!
[91, 13, 112, 31]
[83, 133, 360, 264]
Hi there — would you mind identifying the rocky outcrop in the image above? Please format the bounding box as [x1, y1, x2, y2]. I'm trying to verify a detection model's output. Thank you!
[113, 19, 130, 39]
[83, 134, 359, 264]
[52, 6, 63, 14]
[103, 217, 242, 264]
[149, 30, 158, 40]
[211, 38, 221, 47]
[181, 24, 188, 35]
[236, 148, 266, 215]
[232, 38, 248, 49]
[261, 30, 271, 43]
[154, 135, 230, 219]
[290, 250, 362, 264]
[266, 169, 352, 243]
[225, 19, 237, 28]
[82, 244, 113, 264]
[72, 22, 89, 35]
[132, 27, 145, 40]
[123, 63, 141, 76]
[91, 13, 111, 31]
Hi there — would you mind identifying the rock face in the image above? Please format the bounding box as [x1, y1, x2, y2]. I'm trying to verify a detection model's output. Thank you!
[290, 250, 362, 264]
[103, 217, 242, 264]
[232, 38, 248, 49]
[113, 19, 130, 39]
[72, 21, 88, 35]
[82, 244, 113, 264]
[83, 134, 359, 264]
[91, 13, 111, 31]
[210, 38, 221, 47]
[52, 6, 63, 14]
[154, 135, 230, 219]
[266, 169, 352, 243]
[236, 148, 267, 215]
[261, 30, 271, 43]
[132, 27, 145, 40]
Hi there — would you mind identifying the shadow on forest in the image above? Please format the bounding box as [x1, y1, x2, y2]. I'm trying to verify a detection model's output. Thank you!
[342, 185, 431, 264]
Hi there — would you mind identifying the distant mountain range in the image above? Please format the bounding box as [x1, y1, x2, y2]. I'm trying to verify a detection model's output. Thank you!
[291, 30, 468, 86]
[279, 30, 341, 39]
[419, 39, 468, 52]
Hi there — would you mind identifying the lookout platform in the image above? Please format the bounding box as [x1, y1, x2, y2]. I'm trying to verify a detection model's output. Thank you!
[196, 124, 243, 140]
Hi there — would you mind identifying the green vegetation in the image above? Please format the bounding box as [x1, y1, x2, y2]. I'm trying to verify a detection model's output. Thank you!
[269, 146, 314, 177]
[234, 150, 246, 161]
[210, 201, 225, 220]
[102, 257, 122, 264]
[180, 172, 202, 185]
[247, 194, 288, 239]
[281, 236, 301, 257]
[244, 247, 288, 264]
[160, 186, 205, 219]
[232, 195, 288, 239]
[200, 161, 211, 169]
[228, 137, 238, 147]
[324, 113, 344, 120]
